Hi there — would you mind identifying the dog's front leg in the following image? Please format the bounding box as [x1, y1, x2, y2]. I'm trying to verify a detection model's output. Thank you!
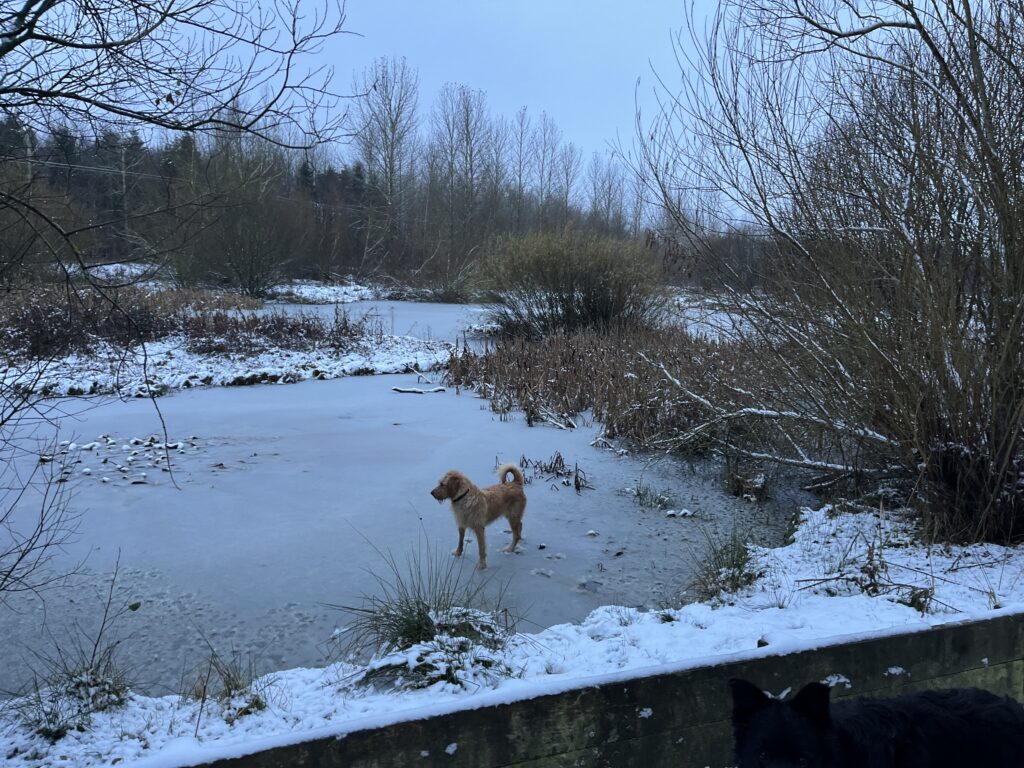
[473, 526, 487, 569]
[453, 527, 466, 556]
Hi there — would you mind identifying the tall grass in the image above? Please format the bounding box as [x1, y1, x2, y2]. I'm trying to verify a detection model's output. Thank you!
[686, 526, 755, 602]
[446, 325, 766, 453]
[327, 540, 514, 660]
[327, 539, 519, 692]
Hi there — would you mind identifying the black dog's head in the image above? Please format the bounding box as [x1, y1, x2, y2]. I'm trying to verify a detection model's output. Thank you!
[729, 679, 834, 768]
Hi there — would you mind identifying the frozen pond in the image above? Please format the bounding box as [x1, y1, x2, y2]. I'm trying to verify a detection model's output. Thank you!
[270, 299, 490, 344]
[0, 302, 807, 697]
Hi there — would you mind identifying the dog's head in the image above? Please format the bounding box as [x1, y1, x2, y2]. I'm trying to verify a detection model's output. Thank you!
[430, 471, 464, 503]
[729, 679, 833, 768]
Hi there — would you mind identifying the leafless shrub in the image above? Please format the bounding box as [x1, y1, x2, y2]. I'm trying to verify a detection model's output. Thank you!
[182, 307, 367, 355]
[637, 0, 1024, 542]
[0, 285, 259, 357]
[475, 230, 668, 338]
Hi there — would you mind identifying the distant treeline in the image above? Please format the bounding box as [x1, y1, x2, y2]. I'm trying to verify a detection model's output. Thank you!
[0, 57, 663, 296]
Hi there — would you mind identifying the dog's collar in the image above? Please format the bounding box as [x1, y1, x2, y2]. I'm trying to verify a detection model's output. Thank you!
[452, 488, 470, 503]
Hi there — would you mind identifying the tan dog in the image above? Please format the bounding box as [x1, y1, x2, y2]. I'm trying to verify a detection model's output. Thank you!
[430, 464, 527, 569]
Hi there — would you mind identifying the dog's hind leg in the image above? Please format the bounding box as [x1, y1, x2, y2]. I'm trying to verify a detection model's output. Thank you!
[507, 519, 522, 553]
[473, 526, 487, 569]
[453, 527, 465, 557]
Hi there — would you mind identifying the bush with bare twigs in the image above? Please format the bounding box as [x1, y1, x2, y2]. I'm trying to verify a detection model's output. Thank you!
[475, 230, 668, 338]
[636, 0, 1024, 542]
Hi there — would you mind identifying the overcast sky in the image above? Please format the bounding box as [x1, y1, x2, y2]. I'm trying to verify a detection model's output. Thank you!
[331, 1, 716, 160]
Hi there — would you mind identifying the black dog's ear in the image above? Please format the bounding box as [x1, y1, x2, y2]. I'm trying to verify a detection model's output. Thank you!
[729, 678, 772, 725]
[790, 682, 832, 729]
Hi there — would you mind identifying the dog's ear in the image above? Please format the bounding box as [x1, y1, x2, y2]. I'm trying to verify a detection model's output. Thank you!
[729, 679, 771, 725]
[446, 473, 462, 497]
[789, 682, 832, 729]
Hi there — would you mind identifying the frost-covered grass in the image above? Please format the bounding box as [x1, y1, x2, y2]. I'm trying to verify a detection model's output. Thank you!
[3, 501, 1023, 768]
[624, 482, 676, 510]
[686, 525, 755, 601]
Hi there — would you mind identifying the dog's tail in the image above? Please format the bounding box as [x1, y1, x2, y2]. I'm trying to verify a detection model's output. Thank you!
[497, 463, 525, 485]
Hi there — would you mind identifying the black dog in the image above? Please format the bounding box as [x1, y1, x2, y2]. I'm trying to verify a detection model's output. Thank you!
[729, 678, 1024, 767]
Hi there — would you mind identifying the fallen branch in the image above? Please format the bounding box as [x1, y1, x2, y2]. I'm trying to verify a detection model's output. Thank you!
[391, 386, 445, 395]
[639, 351, 897, 447]
[538, 406, 577, 430]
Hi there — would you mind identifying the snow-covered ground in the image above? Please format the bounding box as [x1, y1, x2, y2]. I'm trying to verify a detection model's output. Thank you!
[75, 262, 162, 282]
[0, 299, 499, 400]
[2, 501, 1022, 768]
[3, 289, 1022, 768]
[268, 280, 377, 304]
[2, 332, 452, 399]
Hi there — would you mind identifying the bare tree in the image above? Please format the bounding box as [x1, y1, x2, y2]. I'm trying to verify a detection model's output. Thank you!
[638, 0, 1024, 541]
[0, 0, 351, 601]
[532, 111, 561, 230]
[427, 82, 490, 279]
[555, 141, 582, 228]
[352, 56, 420, 268]
[586, 151, 627, 235]
[509, 106, 533, 235]
[199, 132, 309, 296]
[0, 0, 346, 143]
[481, 113, 510, 235]
[1, 0, 348, 278]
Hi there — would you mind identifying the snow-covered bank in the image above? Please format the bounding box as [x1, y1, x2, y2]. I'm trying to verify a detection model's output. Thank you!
[268, 280, 378, 304]
[2, 333, 452, 399]
[3, 502, 1022, 768]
